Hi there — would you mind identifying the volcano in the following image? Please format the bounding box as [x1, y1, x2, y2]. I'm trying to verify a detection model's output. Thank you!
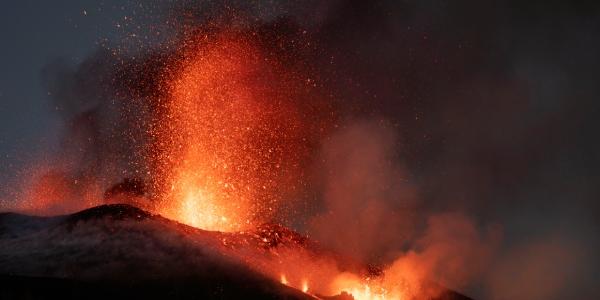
[0, 204, 472, 300]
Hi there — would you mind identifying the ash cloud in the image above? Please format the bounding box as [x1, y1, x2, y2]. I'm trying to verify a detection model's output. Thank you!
[308, 121, 418, 264]
[302, 0, 600, 299]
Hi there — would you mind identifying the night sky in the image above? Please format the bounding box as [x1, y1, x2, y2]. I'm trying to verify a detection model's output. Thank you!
[1, 1, 599, 299]
[0, 0, 127, 182]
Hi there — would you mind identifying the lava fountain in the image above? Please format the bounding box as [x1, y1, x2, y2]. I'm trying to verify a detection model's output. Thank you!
[148, 30, 324, 232]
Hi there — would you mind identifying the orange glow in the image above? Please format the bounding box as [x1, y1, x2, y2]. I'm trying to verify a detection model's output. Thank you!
[150, 31, 314, 231]
[278, 270, 409, 300]
[330, 273, 401, 300]
[7, 164, 103, 216]
[280, 274, 288, 285]
[301, 279, 309, 293]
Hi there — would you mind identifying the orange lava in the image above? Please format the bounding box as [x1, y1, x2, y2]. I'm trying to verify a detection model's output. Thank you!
[279, 270, 408, 300]
[149, 30, 319, 231]
[301, 279, 309, 293]
[329, 273, 398, 300]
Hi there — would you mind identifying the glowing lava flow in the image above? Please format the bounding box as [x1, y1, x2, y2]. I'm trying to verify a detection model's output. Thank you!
[279, 271, 404, 300]
[301, 279, 309, 293]
[330, 274, 398, 300]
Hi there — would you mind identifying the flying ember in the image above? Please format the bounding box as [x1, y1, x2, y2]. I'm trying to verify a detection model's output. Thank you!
[148, 30, 319, 232]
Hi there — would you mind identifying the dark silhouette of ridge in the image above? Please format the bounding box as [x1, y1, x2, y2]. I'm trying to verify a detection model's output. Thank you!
[64, 203, 152, 223]
[0, 204, 473, 300]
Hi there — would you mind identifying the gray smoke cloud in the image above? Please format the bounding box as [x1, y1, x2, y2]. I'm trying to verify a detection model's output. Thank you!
[300, 1, 600, 299]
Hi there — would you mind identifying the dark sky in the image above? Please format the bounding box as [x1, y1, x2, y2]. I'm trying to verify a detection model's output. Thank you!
[0, 1, 126, 183]
[1, 1, 599, 299]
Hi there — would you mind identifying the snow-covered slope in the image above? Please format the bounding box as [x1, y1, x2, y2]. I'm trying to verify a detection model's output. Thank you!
[0, 204, 312, 299]
[0, 204, 471, 300]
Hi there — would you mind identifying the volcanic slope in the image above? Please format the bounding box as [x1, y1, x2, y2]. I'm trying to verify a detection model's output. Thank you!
[0, 204, 471, 300]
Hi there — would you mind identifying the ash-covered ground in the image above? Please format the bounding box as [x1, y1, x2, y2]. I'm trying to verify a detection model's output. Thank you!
[0, 204, 470, 300]
[0, 204, 310, 299]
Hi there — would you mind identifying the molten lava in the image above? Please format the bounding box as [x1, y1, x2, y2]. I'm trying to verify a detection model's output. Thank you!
[150, 31, 314, 231]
